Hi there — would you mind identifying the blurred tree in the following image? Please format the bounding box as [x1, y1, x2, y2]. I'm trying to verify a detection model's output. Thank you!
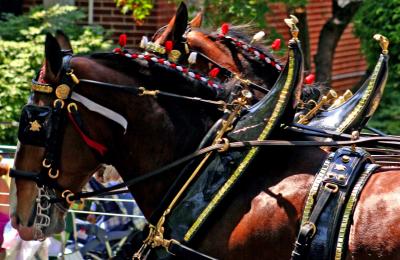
[354, 0, 400, 134]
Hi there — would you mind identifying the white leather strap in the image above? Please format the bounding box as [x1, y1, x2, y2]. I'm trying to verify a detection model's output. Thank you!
[71, 92, 128, 133]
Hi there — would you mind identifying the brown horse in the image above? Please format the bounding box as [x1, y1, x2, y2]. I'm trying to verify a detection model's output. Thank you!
[10, 33, 400, 260]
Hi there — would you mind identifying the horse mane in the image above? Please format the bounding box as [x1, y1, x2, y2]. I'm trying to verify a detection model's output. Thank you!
[89, 51, 235, 101]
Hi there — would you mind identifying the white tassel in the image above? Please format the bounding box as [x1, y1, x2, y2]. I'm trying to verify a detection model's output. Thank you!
[251, 31, 265, 44]
[140, 36, 148, 49]
[188, 52, 198, 65]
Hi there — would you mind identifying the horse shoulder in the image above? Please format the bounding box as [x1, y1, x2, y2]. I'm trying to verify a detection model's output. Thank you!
[349, 170, 400, 259]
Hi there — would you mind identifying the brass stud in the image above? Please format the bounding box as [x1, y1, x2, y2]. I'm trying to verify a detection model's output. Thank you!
[342, 155, 350, 163]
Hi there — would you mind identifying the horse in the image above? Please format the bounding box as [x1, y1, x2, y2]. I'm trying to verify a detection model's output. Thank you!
[9, 31, 400, 260]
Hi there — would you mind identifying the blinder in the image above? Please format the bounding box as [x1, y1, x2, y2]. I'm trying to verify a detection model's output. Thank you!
[18, 105, 53, 147]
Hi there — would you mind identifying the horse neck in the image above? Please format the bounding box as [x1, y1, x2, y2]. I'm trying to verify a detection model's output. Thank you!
[74, 55, 217, 217]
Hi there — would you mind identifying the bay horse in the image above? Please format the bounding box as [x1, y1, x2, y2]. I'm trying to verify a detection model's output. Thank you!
[9, 32, 400, 260]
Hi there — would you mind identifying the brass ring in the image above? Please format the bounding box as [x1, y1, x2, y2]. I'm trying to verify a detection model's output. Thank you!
[218, 138, 230, 152]
[324, 183, 339, 193]
[61, 190, 72, 198]
[42, 159, 51, 168]
[48, 168, 59, 179]
[65, 193, 75, 204]
[303, 221, 317, 237]
[53, 99, 65, 109]
[66, 69, 74, 76]
[67, 102, 78, 113]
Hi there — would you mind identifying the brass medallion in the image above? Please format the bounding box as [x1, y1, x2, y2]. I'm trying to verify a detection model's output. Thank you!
[55, 84, 71, 100]
[168, 50, 181, 63]
[29, 120, 42, 132]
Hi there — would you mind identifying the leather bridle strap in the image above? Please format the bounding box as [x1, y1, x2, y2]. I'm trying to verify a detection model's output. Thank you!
[46, 135, 400, 204]
[78, 79, 227, 109]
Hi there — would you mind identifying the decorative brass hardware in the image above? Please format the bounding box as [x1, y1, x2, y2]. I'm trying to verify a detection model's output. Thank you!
[342, 155, 350, 163]
[284, 15, 299, 40]
[146, 41, 166, 54]
[302, 221, 317, 237]
[351, 130, 360, 152]
[61, 190, 74, 204]
[298, 90, 338, 124]
[55, 84, 71, 100]
[324, 183, 339, 193]
[42, 159, 51, 168]
[67, 103, 78, 113]
[334, 164, 347, 171]
[168, 50, 181, 63]
[373, 34, 389, 54]
[53, 99, 65, 109]
[329, 89, 353, 109]
[31, 82, 53, 94]
[138, 87, 160, 97]
[217, 138, 230, 152]
[48, 168, 59, 179]
[29, 120, 42, 132]
[66, 69, 80, 84]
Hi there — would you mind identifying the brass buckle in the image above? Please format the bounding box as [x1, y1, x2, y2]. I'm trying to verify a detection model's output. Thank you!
[138, 87, 160, 97]
[302, 221, 317, 238]
[324, 183, 339, 193]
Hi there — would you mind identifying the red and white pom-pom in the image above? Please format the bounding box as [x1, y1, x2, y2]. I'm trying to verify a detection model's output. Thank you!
[271, 38, 281, 51]
[209, 67, 220, 78]
[119, 34, 127, 48]
[221, 23, 229, 35]
[304, 73, 315, 85]
[165, 41, 173, 53]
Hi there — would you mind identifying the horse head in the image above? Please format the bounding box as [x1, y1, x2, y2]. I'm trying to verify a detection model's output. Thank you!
[10, 30, 231, 240]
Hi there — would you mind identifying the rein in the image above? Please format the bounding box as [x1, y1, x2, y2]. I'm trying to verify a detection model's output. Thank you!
[44, 132, 400, 204]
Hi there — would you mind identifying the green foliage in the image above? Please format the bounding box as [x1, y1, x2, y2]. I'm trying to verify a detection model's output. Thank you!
[114, 0, 153, 22]
[0, 5, 112, 144]
[354, 1, 400, 134]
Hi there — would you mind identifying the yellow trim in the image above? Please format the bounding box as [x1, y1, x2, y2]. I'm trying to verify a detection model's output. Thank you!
[337, 57, 383, 133]
[334, 165, 376, 260]
[300, 156, 333, 226]
[184, 50, 296, 241]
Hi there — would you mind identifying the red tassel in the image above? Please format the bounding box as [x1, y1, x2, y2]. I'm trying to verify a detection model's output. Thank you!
[165, 40, 173, 53]
[271, 38, 281, 51]
[119, 34, 127, 48]
[305, 73, 315, 85]
[67, 113, 107, 156]
[209, 67, 220, 78]
[221, 23, 229, 35]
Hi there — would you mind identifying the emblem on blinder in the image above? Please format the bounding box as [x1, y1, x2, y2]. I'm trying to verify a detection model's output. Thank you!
[55, 84, 71, 100]
[29, 120, 42, 132]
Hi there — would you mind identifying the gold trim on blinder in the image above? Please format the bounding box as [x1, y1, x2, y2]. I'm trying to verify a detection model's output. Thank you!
[31, 82, 53, 94]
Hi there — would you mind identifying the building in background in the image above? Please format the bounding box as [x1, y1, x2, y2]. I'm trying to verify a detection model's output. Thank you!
[22, 0, 366, 91]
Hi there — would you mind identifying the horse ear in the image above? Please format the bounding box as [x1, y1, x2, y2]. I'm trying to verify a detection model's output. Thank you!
[55, 30, 73, 52]
[190, 11, 203, 28]
[154, 2, 188, 45]
[44, 33, 63, 82]
[171, 2, 188, 43]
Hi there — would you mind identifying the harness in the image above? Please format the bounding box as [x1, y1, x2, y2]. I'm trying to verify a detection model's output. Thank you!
[9, 20, 399, 260]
